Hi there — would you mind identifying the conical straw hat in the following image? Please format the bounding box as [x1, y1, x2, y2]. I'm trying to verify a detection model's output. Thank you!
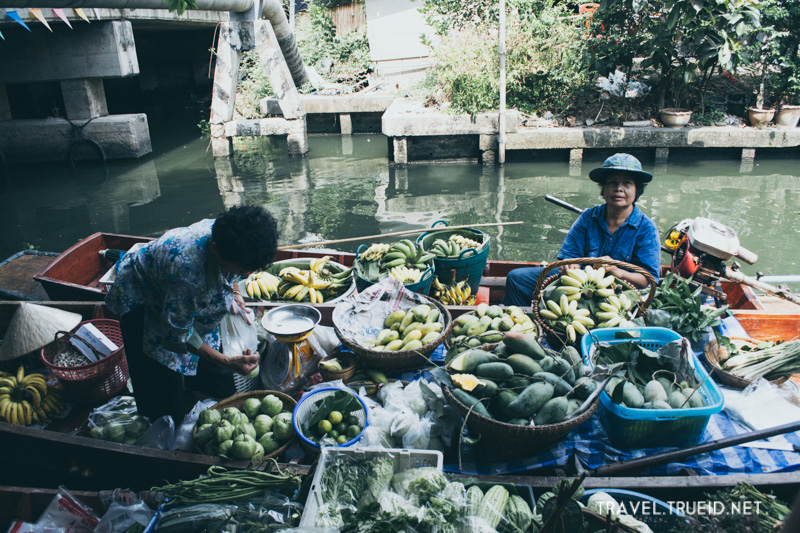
[0, 303, 83, 361]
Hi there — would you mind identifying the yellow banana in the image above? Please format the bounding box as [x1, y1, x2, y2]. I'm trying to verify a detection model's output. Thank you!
[284, 284, 303, 300]
[560, 275, 582, 288]
[567, 268, 588, 284]
[598, 275, 615, 289]
[255, 278, 270, 299]
[245, 280, 256, 299]
[546, 299, 563, 316]
[566, 324, 576, 343]
[294, 286, 310, 302]
[568, 299, 578, 314]
[0, 377, 16, 389]
[558, 285, 581, 295]
[608, 294, 621, 309]
[595, 288, 615, 298]
[594, 267, 606, 284]
[21, 401, 31, 426]
[26, 386, 42, 408]
[540, 309, 559, 320]
[308, 287, 319, 304]
[560, 294, 570, 316]
[10, 402, 19, 425]
[573, 315, 595, 327]
[572, 321, 588, 336]
[16, 365, 25, 383]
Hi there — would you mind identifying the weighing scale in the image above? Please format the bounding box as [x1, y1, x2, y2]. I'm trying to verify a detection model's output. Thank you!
[261, 304, 322, 378]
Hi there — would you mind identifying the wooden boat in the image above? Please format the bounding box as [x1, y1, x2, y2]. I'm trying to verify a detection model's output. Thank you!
[0, 300, 799, 500]
[23, 233, 799, 319]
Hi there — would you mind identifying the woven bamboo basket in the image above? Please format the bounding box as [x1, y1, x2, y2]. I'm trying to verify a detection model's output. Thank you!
[444, 309, 542, 352]
[318, 350, 359, 382]
[704, 337, 789, 389]
[532, 257, 656, 348]
[193, 390, 297, 460]
[335, 297, 453, 373]
[442, 384, 599, 460]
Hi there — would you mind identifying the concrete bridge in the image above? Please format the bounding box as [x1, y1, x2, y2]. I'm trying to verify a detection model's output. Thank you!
[0, 0, 308, 162]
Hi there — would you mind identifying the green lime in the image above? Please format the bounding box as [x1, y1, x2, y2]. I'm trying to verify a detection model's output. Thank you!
[317, 419, 332, 435]
[336, 434, 348, 444]
[346, 424, 361, 438]
[335, 422, 347, 434]
[327, 411, 343, 425]
[346, 415, 360, 426]
[328, 429, 339, 439]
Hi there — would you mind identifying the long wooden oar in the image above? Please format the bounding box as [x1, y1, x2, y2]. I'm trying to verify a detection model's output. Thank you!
[277, 221, 523, 251]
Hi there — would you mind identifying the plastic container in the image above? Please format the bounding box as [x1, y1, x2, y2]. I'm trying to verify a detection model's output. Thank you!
[299, 446, 443, 527]
[581, 327, 725, 449]
[292, 387, 369, 452]
[581, 488, 688, 530]
[353, 262, 434, 296]
[416, 221, 490, 294]
[40, 319, 129, 404]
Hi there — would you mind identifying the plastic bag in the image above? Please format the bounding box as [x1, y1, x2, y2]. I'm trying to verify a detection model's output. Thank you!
[87, 396, 150, 445]
[36, 487, 100, 533]
[220, 310, 258, 357]
[722, 377, 800, 431]
[153, 503, 236, 533]
[93, 501, 153, 533]
[401, 413, 432, 449]
[173, 398, 217, 451]
[134, 415, 175, 451]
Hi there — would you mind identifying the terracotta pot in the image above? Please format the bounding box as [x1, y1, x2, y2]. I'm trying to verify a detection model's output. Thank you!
[748, 107, 775, 127]
[660, 108, 692, 128]
[775, 104, 800, 129]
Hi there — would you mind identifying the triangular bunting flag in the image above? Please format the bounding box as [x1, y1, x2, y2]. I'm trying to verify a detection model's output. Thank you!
[7, 11, 31, 31]
[30, 9, 53, 32]
[52, 8, 72, 29]
[74, 8, 90, 23]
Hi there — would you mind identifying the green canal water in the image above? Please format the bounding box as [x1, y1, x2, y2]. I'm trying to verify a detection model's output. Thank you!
[2, 121, 799, 285]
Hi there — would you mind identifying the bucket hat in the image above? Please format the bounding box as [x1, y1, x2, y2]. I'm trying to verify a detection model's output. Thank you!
[589, 153, 653, 184]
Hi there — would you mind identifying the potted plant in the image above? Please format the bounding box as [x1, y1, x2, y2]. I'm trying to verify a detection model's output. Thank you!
[766, 0, 800, 128]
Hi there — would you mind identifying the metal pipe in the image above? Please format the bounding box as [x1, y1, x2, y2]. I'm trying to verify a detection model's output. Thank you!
[262, 0, 308, 86]
[498, 0, 506, 165]
[0, 0, 253, 11]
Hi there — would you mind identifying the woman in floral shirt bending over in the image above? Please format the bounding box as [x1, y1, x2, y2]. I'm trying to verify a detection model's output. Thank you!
[106, 206, 279, 422]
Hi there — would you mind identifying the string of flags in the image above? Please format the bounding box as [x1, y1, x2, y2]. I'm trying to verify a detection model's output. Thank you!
[1, 7, 93, 40]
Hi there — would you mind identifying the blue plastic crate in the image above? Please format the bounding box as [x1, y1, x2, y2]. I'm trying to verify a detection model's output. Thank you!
[581, 327, 725, 449]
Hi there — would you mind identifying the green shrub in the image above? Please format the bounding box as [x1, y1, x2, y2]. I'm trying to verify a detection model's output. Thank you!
[427, 3, 592, 116]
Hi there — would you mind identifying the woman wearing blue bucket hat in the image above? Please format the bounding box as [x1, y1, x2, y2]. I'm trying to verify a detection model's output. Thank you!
[504, 153, 661, 307]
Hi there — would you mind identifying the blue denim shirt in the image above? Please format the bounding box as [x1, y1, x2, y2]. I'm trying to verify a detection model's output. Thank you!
[557, 204, 661, 282]
[105, 219, 237, 375]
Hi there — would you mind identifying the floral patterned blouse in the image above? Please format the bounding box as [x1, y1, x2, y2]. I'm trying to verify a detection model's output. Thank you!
[105, 219, 237, 375]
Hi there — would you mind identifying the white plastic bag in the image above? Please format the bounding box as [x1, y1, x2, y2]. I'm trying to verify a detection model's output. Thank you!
[220, 309, 259, 357]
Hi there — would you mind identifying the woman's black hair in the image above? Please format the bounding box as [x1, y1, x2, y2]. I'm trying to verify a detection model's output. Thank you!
[212, 206, 279, 271]
[598, 176, 646, 202]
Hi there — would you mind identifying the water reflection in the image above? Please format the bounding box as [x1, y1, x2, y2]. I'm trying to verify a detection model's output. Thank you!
[1, 133, 798, 283]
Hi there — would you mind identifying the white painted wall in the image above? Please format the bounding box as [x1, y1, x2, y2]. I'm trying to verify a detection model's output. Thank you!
[365, 0, 434, 62]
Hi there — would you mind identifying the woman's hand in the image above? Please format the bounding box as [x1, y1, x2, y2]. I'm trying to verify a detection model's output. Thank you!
[596, 256, 623, 277]
[225, 348, 260, 375]
[558, 263, 581, 275]
[230, 290, 252, 325]
[596, 255, 648, 289]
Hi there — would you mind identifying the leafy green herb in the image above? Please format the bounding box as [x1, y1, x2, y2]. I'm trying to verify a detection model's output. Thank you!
[646, 272, 729, 342]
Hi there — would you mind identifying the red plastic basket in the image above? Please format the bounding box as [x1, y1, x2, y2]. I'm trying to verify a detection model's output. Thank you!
[40, 319, 129, 404]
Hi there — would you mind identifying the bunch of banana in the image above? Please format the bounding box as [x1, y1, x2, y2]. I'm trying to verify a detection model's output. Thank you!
[379, 239, 436, 273]
[556, 265, 616, 300]
[429, 234, 483, 258]
[360, 243, 392, 262]
[33, 389, 64, 425]
[539, 294, 596, 343]
[595, 293, 636, 328]
[0, 366, 61, 426]
[244, 271, 282, 301]
[431, 276, 475, 306]
[388, 265, 424, 284]
[275, 260, 353, 304]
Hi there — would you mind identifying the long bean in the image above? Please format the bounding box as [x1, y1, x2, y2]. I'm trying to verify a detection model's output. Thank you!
[151, 459, 301, 504]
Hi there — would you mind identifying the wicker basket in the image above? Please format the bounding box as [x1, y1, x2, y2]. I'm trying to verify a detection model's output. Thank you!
[40, 319, 129, 404]
[318, 350, 359, 382]
[193, 390, 297, 459]
[532, 257, 655, 348]
[335, 297, 453, 373]
[442, 384, 598, 460]
[704, 337, 789, 389]
[444, 309, 542, 351]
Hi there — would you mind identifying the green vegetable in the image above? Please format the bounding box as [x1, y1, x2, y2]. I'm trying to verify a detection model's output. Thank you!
[253, 414, 273, 437]
[258, 432, 281, 454]
[260, 394, 284, 417]
[505, 354, 544, 376]
[242, 398, 261, 419]
[647, 271, 729, 342]
[476, 485, 509, 530]
[508, 382, 554, 418]
[465, 485, 484, 518]
[451, 387, 494, 419]
[475, 362, 514, 380]
[391, 467, 448, 505]
[506, 494, 533, 533]
[360, 457, 395, 507]
[533, 396, 569, 425]
[621, 382, 644, 408]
